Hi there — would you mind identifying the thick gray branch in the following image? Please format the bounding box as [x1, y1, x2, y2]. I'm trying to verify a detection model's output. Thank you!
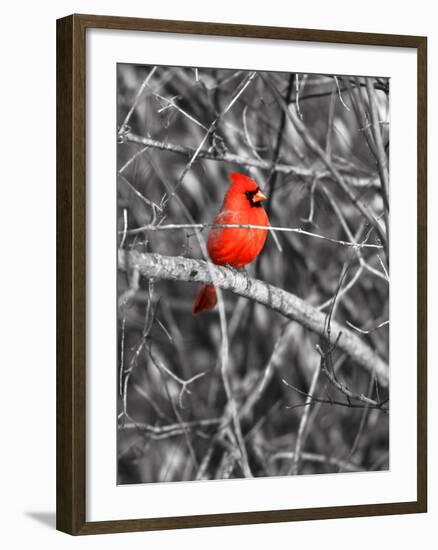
[118, 250, 388, 387]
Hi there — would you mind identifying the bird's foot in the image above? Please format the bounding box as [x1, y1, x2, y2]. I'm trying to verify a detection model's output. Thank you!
[224, 264, 247, 275]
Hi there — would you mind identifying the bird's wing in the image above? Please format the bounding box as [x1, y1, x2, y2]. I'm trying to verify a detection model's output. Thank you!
[206, 209, 238, 264]
[207, 209, 255, 266]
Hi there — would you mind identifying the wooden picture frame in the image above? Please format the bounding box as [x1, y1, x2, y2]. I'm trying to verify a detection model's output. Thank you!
[56, 13, 427, 535]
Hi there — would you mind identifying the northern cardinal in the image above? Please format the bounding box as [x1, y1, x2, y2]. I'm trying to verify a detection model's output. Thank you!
[192, 172, 269, 315]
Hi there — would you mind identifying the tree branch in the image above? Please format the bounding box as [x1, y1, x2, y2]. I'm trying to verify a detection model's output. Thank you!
[121, 132, 380, 189]
[365, 78, 390, 241]
[262, 75, 388, 256]
[118, 250, 389, 387]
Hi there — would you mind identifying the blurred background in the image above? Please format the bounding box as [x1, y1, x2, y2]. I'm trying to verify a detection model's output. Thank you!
[116, 64, 389, 484]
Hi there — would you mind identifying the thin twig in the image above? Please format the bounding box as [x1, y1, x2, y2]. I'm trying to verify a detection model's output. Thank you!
[118, 173, 162, 212]
[334, 76, 351, 111]
[162, 71, 257, 211]
[120, 279, 155, 418]
[346, 319, 389, 335]
[325, 84, 337, 159]
[119, 317, 126, 398]
[121, 222, 383, 249]
[295, 74, 303, 119]
[118, 145, 150, 175]
[263, 74, 388, 257]
[238, 324, 291, 419]
[122, 132, 380, 189]
[120, 418, 221, 437]
[365, 78, 390, 242]
[339, 371, 376, 471]
[242, 105, 264, 162]
[289, 361, 321, 474]
[302, 174, 320, 224]
[119, 66, 157, 132]
[119, 208, 128, 248]
[320, 185, 388, 283]
[316, 345, 388, 411]
[148, 345, 206, 408]
[269, 451, 364, 472]
[282, 378, 387, 412]
[153, 91, 209, 131]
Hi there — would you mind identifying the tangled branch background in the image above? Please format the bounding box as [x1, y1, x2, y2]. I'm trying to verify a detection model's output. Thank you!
[117, 64, 390, 484]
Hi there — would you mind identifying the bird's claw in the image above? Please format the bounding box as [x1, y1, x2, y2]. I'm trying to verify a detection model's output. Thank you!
[225, 264, 247, 275]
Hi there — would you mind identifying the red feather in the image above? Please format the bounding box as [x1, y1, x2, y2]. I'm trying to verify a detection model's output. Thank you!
[192, 173, 269, 314]
[192, 285, 217, 315]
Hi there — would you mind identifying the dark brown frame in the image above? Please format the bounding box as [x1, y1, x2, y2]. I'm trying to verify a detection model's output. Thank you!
[56, 13, 427, 535]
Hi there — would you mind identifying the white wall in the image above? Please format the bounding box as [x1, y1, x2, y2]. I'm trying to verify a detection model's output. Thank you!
[0, 0, 435, 547]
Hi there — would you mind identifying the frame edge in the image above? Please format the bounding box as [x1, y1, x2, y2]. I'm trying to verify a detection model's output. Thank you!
[55, 13, 428, 535]
[416, 35, 427, 513]
[56, 14, 87, 535]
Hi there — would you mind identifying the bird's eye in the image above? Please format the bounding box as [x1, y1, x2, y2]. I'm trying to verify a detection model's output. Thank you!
[245, 187, 259, 199]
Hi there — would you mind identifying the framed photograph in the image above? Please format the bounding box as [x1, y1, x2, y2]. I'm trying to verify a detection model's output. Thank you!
[56, 14, 427, 535]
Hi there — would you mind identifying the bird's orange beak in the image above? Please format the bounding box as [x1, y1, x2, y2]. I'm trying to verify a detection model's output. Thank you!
[253, 189, 267, 203]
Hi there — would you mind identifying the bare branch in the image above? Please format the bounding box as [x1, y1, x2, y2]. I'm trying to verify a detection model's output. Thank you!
[262, 74, 388, 255]
[119, 66, 157, 132]
[163, 71, 257, 211]
[289, 361, 321, 474]
[120, 418, 221, 439]
[121, 222, 383, 250]
[122, 132, 380, 189]
[118, 250, 389, 386]
[346, 319, 389, 335]
[316, 344, 388, 412]
[269, 451, 364, 473]
[333, 76, 351, 111]
[365, 78, 390, 237]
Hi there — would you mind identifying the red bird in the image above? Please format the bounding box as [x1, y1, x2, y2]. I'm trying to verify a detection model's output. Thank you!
[192, 172, 269, 315]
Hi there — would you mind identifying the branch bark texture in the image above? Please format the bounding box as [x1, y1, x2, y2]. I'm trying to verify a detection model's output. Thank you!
[118, 250, 388, 386]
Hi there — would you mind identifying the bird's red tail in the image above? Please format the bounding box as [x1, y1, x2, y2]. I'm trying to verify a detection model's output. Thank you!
[192, 285, 217, 315]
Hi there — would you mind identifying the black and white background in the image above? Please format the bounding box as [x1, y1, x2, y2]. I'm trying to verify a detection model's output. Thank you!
[116, 65, 390, 485]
